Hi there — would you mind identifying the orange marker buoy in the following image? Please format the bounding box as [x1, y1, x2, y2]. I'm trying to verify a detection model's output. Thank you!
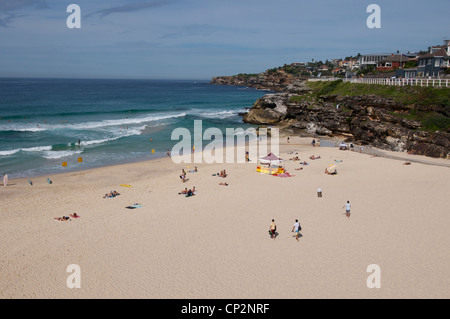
[78, 157, 83, 163]
[62, 162, 67, 167]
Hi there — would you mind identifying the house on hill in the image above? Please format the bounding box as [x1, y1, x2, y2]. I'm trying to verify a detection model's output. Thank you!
[376, 54, 410, 71]
[417, 40, 450, 77]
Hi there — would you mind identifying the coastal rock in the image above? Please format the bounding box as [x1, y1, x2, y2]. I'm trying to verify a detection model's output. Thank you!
[241, 91, 450, 158]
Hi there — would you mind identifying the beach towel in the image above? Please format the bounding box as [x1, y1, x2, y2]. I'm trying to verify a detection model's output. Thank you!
[69, 214, 80, 218]
[273, 173, 295, 177]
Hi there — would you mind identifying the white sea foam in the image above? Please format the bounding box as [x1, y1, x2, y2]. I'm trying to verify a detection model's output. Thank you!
[0, 112, 186, 133]
[0, 125, 46, 132]
[0, 145, 52, 156]
[189, 109, 241, 119]
[42, 150, 83, 159]
[61, 112, 186, 131]
[0, 149, 19, 156]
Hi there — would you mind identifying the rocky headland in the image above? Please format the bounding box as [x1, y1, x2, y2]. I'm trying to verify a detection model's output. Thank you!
[211, 73, 450, 158]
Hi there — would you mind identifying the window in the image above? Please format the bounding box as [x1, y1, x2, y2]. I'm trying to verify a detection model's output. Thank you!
[434, 59, 440, 67]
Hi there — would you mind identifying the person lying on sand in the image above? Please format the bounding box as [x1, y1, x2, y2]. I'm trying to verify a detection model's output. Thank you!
[310, 155, 321, 160]
[290, 156, 300, 161]
[179, 188, 188, 194]
[70, 213, 80, 218]
[104, 191, 120, 198]
[403, 161, 411, 165]
[300, 161, 309, 165]
[219, 182, 228, 186]
[54, 216, 71, 221]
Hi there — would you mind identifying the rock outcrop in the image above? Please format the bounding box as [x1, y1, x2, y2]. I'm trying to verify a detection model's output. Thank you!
[242, 93, 450, 158]
[211, 71, 310, 93]
[211, 71, 449, 159]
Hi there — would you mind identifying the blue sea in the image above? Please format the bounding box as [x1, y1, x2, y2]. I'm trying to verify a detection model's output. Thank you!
[0, 78, 266, 179]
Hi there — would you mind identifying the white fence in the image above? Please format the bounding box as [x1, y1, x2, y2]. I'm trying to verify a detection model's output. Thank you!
[308, 77, 450, 88]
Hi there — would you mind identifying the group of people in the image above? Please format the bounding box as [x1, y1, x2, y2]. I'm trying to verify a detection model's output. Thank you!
[179, 186, 197, 197]
[103, 190, 120, 198]
[269, 219, 302, 242]
[54, 213, 79, 221]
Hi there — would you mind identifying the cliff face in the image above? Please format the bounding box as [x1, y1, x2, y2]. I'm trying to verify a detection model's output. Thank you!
[243, 93, 450, 158]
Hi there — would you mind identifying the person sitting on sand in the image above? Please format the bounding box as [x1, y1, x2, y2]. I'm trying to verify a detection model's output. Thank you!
[186, 189, 194, 197]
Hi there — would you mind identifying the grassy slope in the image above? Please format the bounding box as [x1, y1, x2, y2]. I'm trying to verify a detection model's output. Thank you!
[300, 80, 450, 132]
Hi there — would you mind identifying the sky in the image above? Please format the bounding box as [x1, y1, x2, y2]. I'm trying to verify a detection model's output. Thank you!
[0, 0, 449, 80]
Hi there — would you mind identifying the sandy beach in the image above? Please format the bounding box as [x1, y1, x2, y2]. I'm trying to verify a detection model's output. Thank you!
[1, 137, 449, 299]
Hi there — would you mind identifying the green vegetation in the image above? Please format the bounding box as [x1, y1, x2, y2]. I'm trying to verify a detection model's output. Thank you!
[305, 80, 450, 132]
[236, 73, 259, 80]
[306, 80, 450, 107]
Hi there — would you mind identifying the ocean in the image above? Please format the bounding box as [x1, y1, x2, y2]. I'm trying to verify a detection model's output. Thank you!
[0, 78, 266, 179]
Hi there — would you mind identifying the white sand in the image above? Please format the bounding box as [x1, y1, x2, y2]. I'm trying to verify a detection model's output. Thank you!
[1, 137, 449, 298]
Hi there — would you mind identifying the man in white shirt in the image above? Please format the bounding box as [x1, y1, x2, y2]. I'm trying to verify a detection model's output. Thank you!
[343, 201, 351, 219]
[292, 219, 302, 241]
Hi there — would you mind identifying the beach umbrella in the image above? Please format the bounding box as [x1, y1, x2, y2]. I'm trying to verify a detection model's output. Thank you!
[258, 153, 285, 174]
[258, 152, 284, 165]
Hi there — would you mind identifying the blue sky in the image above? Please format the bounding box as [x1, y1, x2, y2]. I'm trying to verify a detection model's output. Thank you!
[0, 0, 449, 79]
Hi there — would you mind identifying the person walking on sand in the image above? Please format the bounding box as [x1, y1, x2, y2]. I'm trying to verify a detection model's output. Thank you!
[269, 219, 277, 239]
[343, 201, 351, 219]
[292, 219, 302, 241]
